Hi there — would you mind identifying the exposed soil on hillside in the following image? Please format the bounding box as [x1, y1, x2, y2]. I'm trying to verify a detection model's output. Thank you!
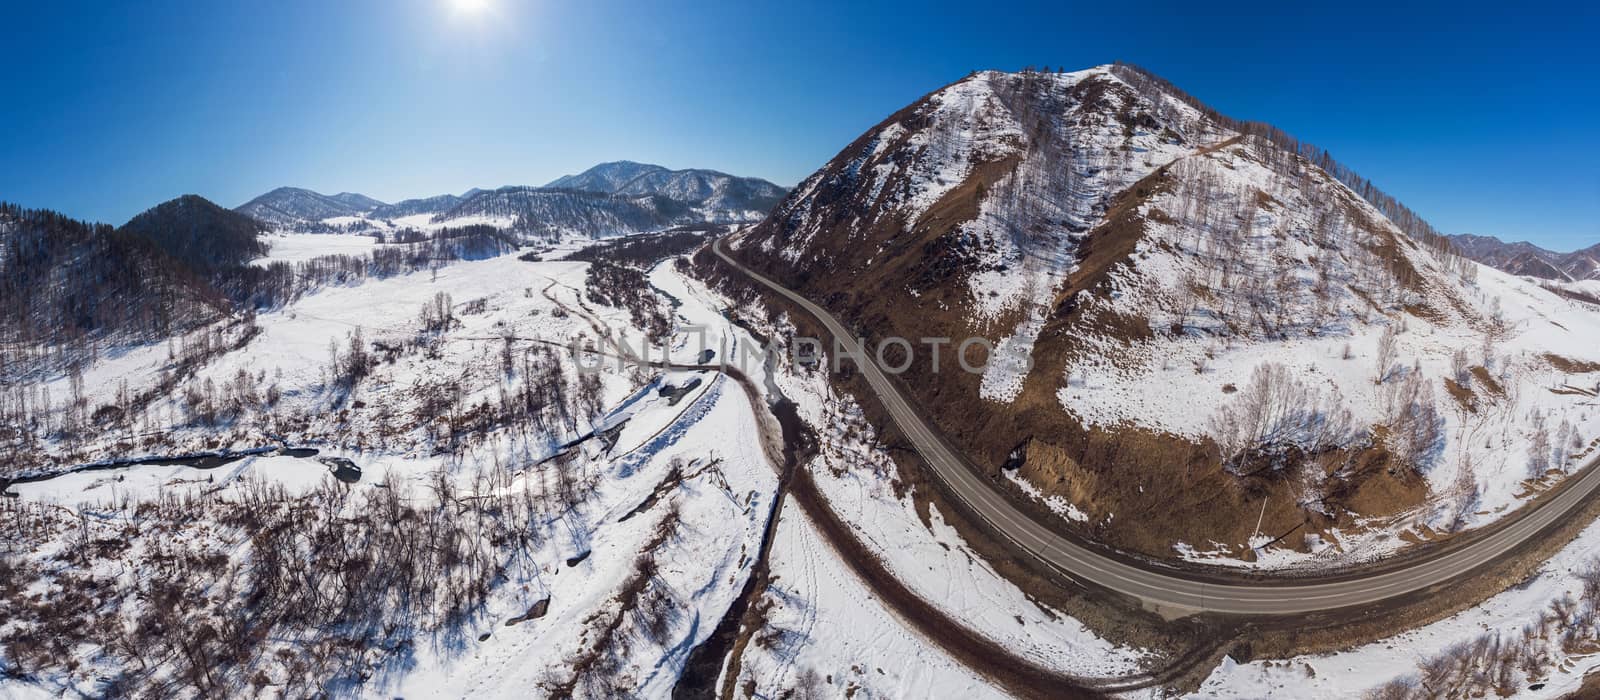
[736, 148, 1428, 562]
[1545, 352, 1600, 375]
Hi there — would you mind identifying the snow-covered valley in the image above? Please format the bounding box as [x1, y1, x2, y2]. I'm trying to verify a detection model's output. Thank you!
[3, 60, 1600, 700]
[0, 230, 779, 696]
[6, 207, 1600, 699]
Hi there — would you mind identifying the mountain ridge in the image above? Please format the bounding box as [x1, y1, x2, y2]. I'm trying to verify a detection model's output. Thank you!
[235, 186, 381, 230]
[545, 160, 787, 219]
[429, 185, 696, 239]
[1447, 232, 1600, 281]
[235, 160, 786, 235]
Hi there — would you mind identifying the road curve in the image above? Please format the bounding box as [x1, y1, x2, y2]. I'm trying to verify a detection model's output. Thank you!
[711, 237, 1600, 615]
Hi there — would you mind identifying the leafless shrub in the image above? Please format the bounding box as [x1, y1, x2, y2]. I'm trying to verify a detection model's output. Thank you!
[1364, 675, 1421, 700]
[1347, 557, 1600, 697]
[544, 500, 686, 698]
[583, 260, 671, 343]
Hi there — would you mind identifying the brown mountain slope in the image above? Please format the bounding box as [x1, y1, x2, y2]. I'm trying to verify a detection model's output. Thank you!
[726, 65, 1499, 564]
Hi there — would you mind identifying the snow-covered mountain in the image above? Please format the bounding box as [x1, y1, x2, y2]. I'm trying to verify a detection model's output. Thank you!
[328, 191, 387, 212]
[545, 160, 669, 192]
[432, 186, 697, 239]
[368, 193, 464, 220]
[238, 162, 782, 236]
[1449, 232, 1600, 281]
[547, 161, 786, 221]
[730, 64, 1600, 565]
[235, 186, 387, 229]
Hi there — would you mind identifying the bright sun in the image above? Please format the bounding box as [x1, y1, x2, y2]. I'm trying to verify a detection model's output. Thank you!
[448, 0, 490, 14]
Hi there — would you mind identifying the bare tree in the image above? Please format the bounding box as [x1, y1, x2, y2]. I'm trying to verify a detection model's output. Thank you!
[1210, 362, 1355, 474]
[1450, 455, 1481, 531]
[1528, 412, 1551, 480]
[1450, 347, 1471, 385]
[1385, 368, 1444, 473]
[419, 292, 454, 335]
[1374, 325, 1398, 384]
[575, 373, 603, 427]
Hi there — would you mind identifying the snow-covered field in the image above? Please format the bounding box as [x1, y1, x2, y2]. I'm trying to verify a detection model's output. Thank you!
[370, 371, 778, 698]
[738, 505, 1014, 698]
[254, 232, 381, 265]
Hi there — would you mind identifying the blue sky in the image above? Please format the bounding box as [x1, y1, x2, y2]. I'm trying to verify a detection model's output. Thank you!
[2, 0, 1595, 249]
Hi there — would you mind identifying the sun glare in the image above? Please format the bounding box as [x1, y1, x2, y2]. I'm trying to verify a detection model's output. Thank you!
[448, 0, 491, 15]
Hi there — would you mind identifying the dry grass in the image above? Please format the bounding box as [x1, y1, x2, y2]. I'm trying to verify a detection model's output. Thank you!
[1444, 378, 1477, 413]
[1543, 353, 1600, 375]
[1471, 365, 1506, 398]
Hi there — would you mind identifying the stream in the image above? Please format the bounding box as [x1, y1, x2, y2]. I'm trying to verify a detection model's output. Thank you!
[1, 446, 361, 497]
[672, 284, 817, 699]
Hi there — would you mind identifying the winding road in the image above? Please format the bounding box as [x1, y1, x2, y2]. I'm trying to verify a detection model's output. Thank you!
[711, 237, 1600, 616]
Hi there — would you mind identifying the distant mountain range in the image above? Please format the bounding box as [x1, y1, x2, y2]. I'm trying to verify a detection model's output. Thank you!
[434, 186, 700, 239]
[369, 194, 464, 220]
[236, 187, 385, 229]
[545, 161, 786, 216]
[233, 161, 786, 236]
[1447, 234, 1600, 281]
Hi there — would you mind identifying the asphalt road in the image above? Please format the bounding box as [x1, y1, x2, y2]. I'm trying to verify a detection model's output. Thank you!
[711, 237, 1600, 615]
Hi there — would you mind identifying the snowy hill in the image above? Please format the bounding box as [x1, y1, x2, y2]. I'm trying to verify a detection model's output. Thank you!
[546, 160, 670, 192]
[119, 194, 268, 273]
[328, 191, 386, 212]
[731, 64, 1600, 566]
[0, 203, 226, 377]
